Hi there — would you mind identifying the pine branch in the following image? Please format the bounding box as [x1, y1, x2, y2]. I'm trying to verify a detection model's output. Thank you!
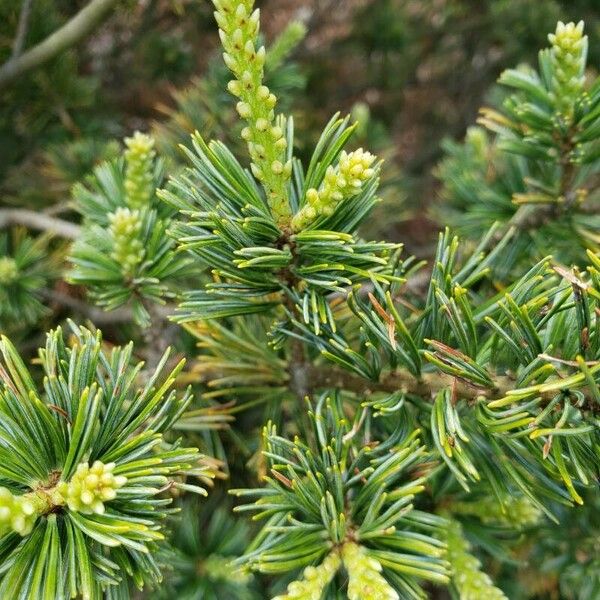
[296, 361, 599, 412]
[303, 364, 513, 402]
[0, 325, 217, 596]
[69, 132, 193, 326]
[495, 128, 581, 240]
[0, 0, 120, 89]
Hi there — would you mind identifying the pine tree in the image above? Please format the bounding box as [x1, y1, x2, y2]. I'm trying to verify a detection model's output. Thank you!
[437, 20, 600, 271]
[1, 3, 600, 599]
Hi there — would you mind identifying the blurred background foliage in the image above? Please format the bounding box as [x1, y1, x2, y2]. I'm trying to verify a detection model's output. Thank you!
[3, 0, 599, 244]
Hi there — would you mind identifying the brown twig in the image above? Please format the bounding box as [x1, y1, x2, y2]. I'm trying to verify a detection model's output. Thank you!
[0, 208, 80, 239]
[42, 288, 175, 326]
[140, 301, 180, 373]
[41, 289, 131, 324]
[303, 364, 511, 403]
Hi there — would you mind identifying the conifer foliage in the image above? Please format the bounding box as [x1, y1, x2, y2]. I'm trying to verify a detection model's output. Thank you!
[68, 132, 193, 326]
[2, 2, 600, 599]
[0, 323, 215, 598]
[438, 20, 600, 268]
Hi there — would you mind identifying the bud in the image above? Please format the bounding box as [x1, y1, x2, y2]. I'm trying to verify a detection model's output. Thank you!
[255, 46, 266, 67]
[235, 3, 247, 21]
[266, 94, 277, 109]
[214, 11, 227, 30]
[58, 461, 127, 515]
[451, 495, 540, 528]
[244, 40, 255, 58]
[342, 542, 399, 600]
[272, 552, 341, 600]
[232, 28, 244, 47]
[548, 21, 587, 119]
[445, 519, 507, 600]
[213, 0, 290, 224]
[255, 118, 269, 132]
[257, 85, 270, 100]
[109, 208, 145, 276]
[223, 52, 236, 70]
[291, 148, 378, 230]
[250, 163, 263, 180]
[236, 102, 252, 119]
[249, 8, 260, 31]
[0, 487, 38, 536]
[0, 257, 18, 285]
[227, 79, 242, 96]
[124, 131, 156, 209]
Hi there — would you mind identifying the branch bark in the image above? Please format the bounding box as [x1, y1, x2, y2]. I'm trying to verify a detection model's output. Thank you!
[43, 288, 175, 326]
[0, 208, 80, 239]
[41, 289, 132, 324]
[0, 0, 120, 89]
[303, 364, 513, 403]
[11, 0, 34, 59]
[298, 363, 600, 412]
[141, 302, 180, 372]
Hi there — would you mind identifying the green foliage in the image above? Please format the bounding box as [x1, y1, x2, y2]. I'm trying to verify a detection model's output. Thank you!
[182, 317, 288, 407]
[231, 395, 448, 599]
[151, 499, 259, 600]
[68, 133, 193, 326]
[160, 10, 600, 598]
[513, 492, 600, 599]
[0, 229, 53, 330]
[162, 114, 401, 326]
[0, 323, 216, 598]
[438, 20, 600, 268]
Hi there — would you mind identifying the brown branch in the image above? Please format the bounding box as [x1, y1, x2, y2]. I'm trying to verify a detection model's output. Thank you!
[303, 364, 513, 403]
[0, 0, 120, 89]
[299, 363, 600, 413]
[140, 302, 180, 372]
[42, 289, 133, 324]
[42, 289, 174, 326]
[0, 208, 80, 239]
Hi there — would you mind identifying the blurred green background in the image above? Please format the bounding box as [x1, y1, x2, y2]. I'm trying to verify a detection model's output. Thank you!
[2, 0, 598, 255]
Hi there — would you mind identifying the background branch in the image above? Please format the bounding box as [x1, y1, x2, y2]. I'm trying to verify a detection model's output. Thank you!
[41, 289, 131, 324]
[42, 289, 176, 326]
[0, 208, 80, 239]
[11, 0, 34, 59]
[0, 0, 120, 89]
[301, 363, 600, 411]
